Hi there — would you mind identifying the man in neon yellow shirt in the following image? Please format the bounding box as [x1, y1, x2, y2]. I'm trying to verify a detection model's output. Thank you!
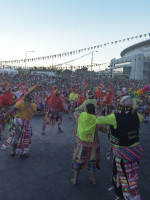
[69, 87, 78, 119]
[97, 96, 144, 200]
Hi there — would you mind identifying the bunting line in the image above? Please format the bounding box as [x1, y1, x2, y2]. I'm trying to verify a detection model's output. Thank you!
[2, 32, 150, 65]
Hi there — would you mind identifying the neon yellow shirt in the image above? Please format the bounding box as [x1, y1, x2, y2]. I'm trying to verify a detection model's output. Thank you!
[69, 92, 78, 101]
[77, 112, 96, 142]
[133, 98, 142, 110]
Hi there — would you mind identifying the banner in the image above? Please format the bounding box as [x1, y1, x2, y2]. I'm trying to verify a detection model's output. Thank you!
[2, 32, 150, 64]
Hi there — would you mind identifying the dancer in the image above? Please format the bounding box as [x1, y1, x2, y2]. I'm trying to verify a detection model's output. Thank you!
[97, 96, 144, 200]
[71, 103, 100, 185]
[1, 86, 38, 158]
[75, 90, 97, 113]
[69, 85, 78, 119]
[42, 87, 65, 134]
[0, 82, 14, 140]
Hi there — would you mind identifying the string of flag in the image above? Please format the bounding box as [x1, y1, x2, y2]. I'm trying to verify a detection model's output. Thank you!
[2, 32, 150, 65]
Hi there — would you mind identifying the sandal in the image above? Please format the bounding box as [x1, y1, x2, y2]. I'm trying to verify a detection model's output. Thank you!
[19, 153, 30, 159]
[58, 130, 63, 133]
[71, 178, 77, 186]
[10, 151, 16, 157]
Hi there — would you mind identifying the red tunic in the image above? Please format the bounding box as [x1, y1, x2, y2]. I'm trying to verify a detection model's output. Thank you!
[49, 94, 64, 112]
[45, 96, 51, 105]
[0, 95, 4, 108]
[105, 94, 112, 105]
[3, 92, 14, 105]
[94, 90, 103, 98]
[78, 97, 86, 106]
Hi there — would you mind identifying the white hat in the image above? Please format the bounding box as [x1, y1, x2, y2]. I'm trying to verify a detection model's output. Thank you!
[120, 96, 133, 107]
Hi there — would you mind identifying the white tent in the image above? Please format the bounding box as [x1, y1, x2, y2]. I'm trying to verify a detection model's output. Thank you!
[0, 67, 18, 75]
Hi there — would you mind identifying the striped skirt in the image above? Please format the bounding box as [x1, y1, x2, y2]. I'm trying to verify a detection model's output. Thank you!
[71, 142, 101, 173]
[1, 118, 32, 155]
[112, 145, 143, 200]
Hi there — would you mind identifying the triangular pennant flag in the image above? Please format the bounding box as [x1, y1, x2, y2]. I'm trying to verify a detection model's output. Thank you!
[148, 33, 150, 37]
[144, 34, 147, 37]
[139, 35, 142, 38]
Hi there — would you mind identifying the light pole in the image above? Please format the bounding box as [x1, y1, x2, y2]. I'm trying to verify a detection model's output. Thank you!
[91, 51, 98, 72]
[25, 51, 34, 68]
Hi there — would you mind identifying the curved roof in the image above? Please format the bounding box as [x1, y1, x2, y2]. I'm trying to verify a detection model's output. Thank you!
[121, 39, 150, 57]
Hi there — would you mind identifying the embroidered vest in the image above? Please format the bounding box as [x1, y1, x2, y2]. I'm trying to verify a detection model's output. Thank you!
[108, 112, 139, 147]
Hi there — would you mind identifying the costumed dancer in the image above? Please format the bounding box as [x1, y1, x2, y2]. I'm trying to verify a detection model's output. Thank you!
[71, 103, 101, 185]
[94, 86, 103, 113]
[1, 85, 38, 158]
[75, 90, 97, 114]
[97, 96, 144, 200]
[69, 85, 78, 119]
[101, 90, 113, 116]
[41, 86, 65, 134]
[14, 84, 27, 102]
[0, 86, 4, 140]
[0, 82, 14, 140]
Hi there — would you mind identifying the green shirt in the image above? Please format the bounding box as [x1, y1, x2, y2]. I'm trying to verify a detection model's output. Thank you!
[69, 93, 78, 101]
[96, 113, 144, 129]
[77, 112, 96, 142]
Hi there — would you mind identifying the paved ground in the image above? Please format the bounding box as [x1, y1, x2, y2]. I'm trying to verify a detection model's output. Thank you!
[0, 113, 150, 200]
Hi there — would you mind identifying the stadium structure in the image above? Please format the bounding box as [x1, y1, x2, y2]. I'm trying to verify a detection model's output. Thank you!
[109, 39, 150, 80]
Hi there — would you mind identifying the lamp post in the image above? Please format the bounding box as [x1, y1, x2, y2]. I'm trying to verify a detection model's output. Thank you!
[91, 51, 98, 71]
[25, 51, 34, 68]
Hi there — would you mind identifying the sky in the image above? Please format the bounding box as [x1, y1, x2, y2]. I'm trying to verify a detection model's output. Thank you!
[0, 0, 150, 70]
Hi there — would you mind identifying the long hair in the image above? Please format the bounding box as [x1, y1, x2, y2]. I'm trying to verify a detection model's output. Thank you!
[86, 103, 95, 115]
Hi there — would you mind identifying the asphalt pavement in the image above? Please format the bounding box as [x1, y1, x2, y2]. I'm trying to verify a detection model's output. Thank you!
[0, 113, 150, 200]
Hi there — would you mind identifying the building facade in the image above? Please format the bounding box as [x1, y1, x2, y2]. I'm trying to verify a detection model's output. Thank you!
[109, 40, 150, 80]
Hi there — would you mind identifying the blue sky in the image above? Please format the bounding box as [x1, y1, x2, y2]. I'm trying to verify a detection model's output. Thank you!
[0, 0, 150, 69]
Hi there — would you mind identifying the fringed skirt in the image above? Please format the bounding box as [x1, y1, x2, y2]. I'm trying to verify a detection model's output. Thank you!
[112, 145, 143, 200]
[71, 143, 101, 173]
[69, 101, 78, 112]
[45, 108, 62, 127]
[2, 118, 32, 155]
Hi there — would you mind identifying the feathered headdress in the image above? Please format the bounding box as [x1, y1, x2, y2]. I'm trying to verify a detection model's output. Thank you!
[131, 85, 150, 98]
